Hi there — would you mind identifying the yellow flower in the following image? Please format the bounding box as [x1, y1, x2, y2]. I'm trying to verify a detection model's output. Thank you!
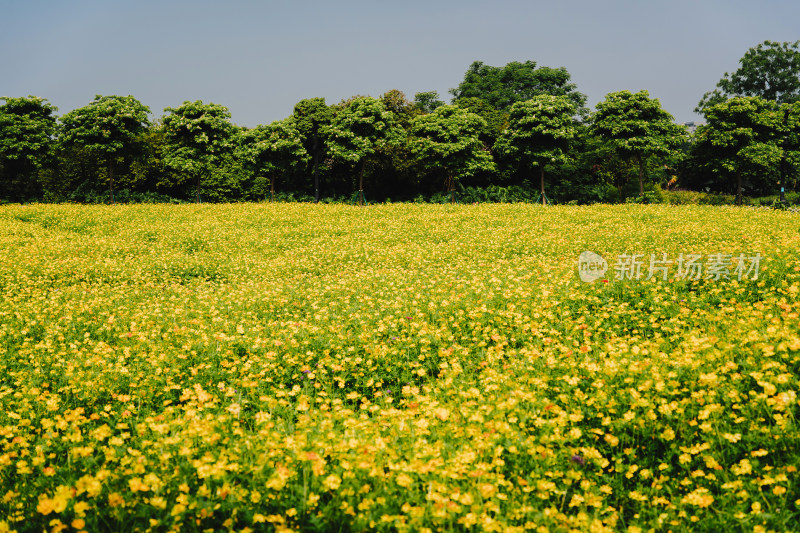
[37, 486, 71, 515]
[681, 488, 714, 508]
[731, 459, 752, 476]
[76, 475, 102, 498]
[36, 496, 55, 516]
[722, 433, 741, 443]
[128, 478, 149, 492]
[73, 501, 90, 517]
[323, 474, 342, 491]
[395, 473, 413, 488]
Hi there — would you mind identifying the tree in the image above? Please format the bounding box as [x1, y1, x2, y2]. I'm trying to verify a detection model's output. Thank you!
[694, 96, 783, 204]
[780, 100, 800, 194]
[408, 105, 495, 203]
[323, 97, 404, 204]
[292, 98, 333, 202]
[454, 97, 509, 147]
[591, 146, 639, 203]
[237, 118, 309, 201]
[495, 95, 578, 205]
[162, 101, 235, 203]
[413, 91, 445, 114]
[591, 90, 686, 196]
[59, 95, 150, 203]
[0, 96, 58, 201]
[380, 90, 417, 128]
[697, 40, 800, 112]
[450, 60, 587, 114]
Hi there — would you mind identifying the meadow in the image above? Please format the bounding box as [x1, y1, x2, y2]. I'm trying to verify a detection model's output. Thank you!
[0, 203, 799, 533]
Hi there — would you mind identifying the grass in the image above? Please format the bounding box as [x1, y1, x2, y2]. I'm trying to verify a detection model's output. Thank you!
[0, 203, 799, 532]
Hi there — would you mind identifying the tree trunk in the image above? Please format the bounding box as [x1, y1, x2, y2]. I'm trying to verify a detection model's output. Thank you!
[637, 156, 644, 197]
[618, 184, 624, 204]
[271, 176, 275, 202]
[312, 136, 320, 203]
[540, 166, 546, 206]
[108, 161, 115, 204]
[736, 173, 742, 206]
[358, 162, 365, 206]
[448, 173, 456, 204]
[195, 173, 201, 204]
[780, 108, 790, 203]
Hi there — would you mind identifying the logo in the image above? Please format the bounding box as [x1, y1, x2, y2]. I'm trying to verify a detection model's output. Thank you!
[578, 251, 608, 283]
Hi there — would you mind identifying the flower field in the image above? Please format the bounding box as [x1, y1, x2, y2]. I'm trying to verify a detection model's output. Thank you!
[1, 203, 799, 533]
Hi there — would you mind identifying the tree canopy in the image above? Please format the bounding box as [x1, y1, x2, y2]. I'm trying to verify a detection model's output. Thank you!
[6, 50, 800, 205]
[0, 96, 58, 201]
[292, 98, 333, 202]
[324, 97, 404, 203]
[495, 95, 578, 204]
[695, 96, 783, 204]
[238, 118, 308, 201]
[413, 91, 445, 114]
[161, 100, 235, 203]
[697, 40, 800, 112]
[591, 90, 686, 196]
[408, 105, 494, 202]
[450, 60, 587, 114]
[59, 95, 151, 203]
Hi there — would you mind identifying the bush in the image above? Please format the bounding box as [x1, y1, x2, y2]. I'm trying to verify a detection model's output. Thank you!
[661, 189, 738, 205]
[457, 184, 538, 204]
[751, 192, 800, 207]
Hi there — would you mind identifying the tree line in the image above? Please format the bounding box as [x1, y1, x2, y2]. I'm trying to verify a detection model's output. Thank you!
[2, 41, 799, 205]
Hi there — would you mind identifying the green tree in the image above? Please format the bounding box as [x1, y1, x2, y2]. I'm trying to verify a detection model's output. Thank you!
[450, 60, 587, 114]
[238, 118, 309, 201]
[0, 96, 58, 201]
[162, 100, 235, 203]
[323, 97, 404, 204]
[381, 89, 417, 128]
[59, 95, 151, 203]
[695, 96, 783, 204]
[697, 40, 800, 112]
[127, 125, 182, 198]
[780, 101, 800, 194]
[591, 90, 686, 197]
[454, 97, 509, 147]
[408, 105, 495, 203]
[591, 145, 640, 203]
[413, 91, 445, 114]
[495, 95, 578, 205]
[292, 98, 333, 202]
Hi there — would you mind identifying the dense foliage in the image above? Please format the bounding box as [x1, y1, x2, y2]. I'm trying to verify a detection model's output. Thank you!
[2, 42, 800, 204]
[1, 203, 799, 532]
[696, 40, 800, 112]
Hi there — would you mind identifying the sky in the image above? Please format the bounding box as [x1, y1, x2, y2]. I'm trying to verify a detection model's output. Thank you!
[2, 0, 799, 128]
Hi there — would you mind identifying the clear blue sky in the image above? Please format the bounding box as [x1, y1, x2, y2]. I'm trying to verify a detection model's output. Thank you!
[2, 0, 798, 127]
